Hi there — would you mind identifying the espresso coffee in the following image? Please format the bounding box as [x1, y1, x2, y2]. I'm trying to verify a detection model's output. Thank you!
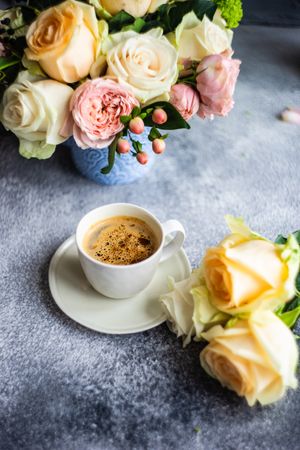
[83, 216, 158, 265]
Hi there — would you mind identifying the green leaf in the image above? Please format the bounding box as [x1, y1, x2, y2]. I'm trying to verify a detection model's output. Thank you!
[275, 230, 300, 245]
[275, 234, 287, 245]
[142, 0, 217, 33]
[295, 273, 300, 295]
[275, 230, 300, 300]
[101, 134, 119, 174]
[120, 115, 131, 125]
[284, 297, 300, 312]
[142, 101, 190, 130]
[22, 54, 45, 77]
[132, 140, 142, 153]
[123, 17, 146, 32]
[276, 296, 300, 329]
[148, 127, 161, 142]
[0, 56, 20, 71]
[109, 10, 135, 33]
[293, 230, 300, 245]
[225, 317, 239, 328]
[278, 306, 300, 328]
[169, 0, 216, 29]
[87, 0, 112, 20]
[131, 106, 141, 118]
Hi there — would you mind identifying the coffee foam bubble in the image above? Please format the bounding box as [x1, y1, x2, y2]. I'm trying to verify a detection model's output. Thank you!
[83, 216, 158, 265]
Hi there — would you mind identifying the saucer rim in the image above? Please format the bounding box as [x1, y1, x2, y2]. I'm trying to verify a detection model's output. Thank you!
[48, 235, 191, 335]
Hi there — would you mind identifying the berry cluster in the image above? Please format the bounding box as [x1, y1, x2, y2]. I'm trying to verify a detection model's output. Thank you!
[118, 108, 168, 165]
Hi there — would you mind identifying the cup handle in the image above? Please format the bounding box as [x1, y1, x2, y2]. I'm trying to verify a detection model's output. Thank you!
[160, 220, 185, 263]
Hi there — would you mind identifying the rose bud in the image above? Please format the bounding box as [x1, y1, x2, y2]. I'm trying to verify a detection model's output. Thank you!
[129, 117, 144, 134]
[136, 152, 148, 165]
[281, 107, 300, 125]
[196, 53, 241, 119]
[152, 138, 166, 154]
[152, 108, 167, 125]
[117, 138, 130, 154]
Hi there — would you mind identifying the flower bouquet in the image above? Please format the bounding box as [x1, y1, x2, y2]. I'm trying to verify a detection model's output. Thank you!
[0, 0, 242, 180]
[161, 216, 300, 406]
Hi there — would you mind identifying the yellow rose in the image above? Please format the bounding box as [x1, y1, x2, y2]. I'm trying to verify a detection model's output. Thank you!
[202, 216, 300, 315]
[170, 10, 233, 61]
[89, 0, 167, 17]
[200, 311, 298, 406]
[25, 0, 99, 83]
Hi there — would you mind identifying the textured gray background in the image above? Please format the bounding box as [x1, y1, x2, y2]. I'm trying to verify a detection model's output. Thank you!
[242, 0, 300, 26]
[1, 25, 300, 450]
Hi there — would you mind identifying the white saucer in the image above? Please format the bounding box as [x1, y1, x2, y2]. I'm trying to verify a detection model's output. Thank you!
[49, 235, 191, 334]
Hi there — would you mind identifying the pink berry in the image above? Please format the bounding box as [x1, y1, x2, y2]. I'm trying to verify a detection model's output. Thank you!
[129, 117, 144, 134]
[136, 152, 148, 165]
[152, 138, 166, 154]
[152, 108, 167, 125]
[117, 138, 130, 154]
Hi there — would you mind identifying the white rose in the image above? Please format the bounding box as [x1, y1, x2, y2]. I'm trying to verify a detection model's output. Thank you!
[0, 71, 73, 159]
[89, 0, 167, 17]
[160, 268, 228, 347]
[170, 10, 233, 61]
[102, 29, 178, 103]
[200, 311, 298, 406]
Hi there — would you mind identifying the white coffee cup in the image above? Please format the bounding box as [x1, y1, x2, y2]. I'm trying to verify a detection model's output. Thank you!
[76, 203, 185, 299]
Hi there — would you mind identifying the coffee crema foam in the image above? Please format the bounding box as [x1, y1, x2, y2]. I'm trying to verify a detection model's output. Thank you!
[83, 216, 158, 265]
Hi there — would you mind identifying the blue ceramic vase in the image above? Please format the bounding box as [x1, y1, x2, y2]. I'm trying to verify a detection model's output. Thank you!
[68, 127, 155, 185]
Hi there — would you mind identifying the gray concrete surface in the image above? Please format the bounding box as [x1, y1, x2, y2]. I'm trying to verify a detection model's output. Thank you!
[0, 26, 300, 450]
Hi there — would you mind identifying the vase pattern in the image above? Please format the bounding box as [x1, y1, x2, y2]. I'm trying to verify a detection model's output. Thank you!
[68, 127, 155, 185]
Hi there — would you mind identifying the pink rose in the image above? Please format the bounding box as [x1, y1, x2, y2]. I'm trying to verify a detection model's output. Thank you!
[170, 84, 200, 121]
[196, 53, 241, 119]
[63, 78, 139, 149]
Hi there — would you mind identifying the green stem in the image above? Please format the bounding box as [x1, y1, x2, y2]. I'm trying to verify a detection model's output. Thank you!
[0, 59, 20, 71]
[100, 132, 122, 174]
[181, 79, 197, 88]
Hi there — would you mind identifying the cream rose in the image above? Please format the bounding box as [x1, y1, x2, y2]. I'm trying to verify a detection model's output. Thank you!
[25, 0, 98, 83]
[102, 29, 178, 104]
[200, 311, 298, 406]
[161, 216, 300, 347]
[170, 10, 233, 61]
[160, 269, 228, 347]
[161, 269, 204, 347]
[0, 71, 73, 159]
[90, 0, 167, 17]
[202, 216, 300, 315]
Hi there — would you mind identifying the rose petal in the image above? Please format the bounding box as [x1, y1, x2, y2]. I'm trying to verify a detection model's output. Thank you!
[281, 108, 300, 125]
